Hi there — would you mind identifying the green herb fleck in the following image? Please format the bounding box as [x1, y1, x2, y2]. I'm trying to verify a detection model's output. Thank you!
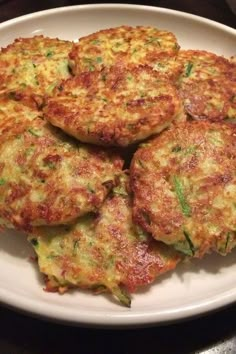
[28, 128, 41, 137]
[45, 162, 56, 170]
[208, 134, 223, 147]
[46, 254, 57, 260]
[83, 57, 95, 71]
[91, 39, 101, 45]
[73, 240, 79, 256]
[137, 159, 145, 168]
[172, 145, 182, 153]
[220, 231, 236, 254]
[224, 232, 231, 252]
[96, 56, 103, 63]
[100, 97, 108, 102]
[113, 185, 128, 197]
[174, 43, 180, 50]
[0, 178, 6, 186]
[89, 65, 95, 72]
[25, 146, 35, 156]
[155, 62, 165, 69]
[173, 176, 191, 217]
[139, 91, 145, 98]
[136, 225, 148, 241]
[183, 230, 195, 256]
[30, 238, 39, 247]
[87, 184, 95, 193]
[46, 50, 54, 57]
[145, 37, 161, 46]
[184, 146, 197, 155]
[114, 286, 131, 307]
[185, 62, 193, 77]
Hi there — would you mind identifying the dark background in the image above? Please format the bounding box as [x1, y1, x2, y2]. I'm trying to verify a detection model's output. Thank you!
[0, 0, 236, 28]
[0, 1, 235, 353]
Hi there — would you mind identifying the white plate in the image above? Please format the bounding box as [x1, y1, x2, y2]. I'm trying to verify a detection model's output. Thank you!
[0, 4, 236, 327]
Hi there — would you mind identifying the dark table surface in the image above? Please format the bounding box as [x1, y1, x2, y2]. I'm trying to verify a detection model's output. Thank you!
[0, 1, 235, 353]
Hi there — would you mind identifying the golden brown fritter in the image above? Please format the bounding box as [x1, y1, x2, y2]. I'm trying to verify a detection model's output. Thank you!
[0, 99, 123, 230]
[130, 121, 236, 258]
[44, 65, 183, 147]
[69, 26, 181, 80]
[0, 94, 39, 143]
[28, 174, 181, 306]
[177, 50, 236, 120]
[0, 36, 72, 107]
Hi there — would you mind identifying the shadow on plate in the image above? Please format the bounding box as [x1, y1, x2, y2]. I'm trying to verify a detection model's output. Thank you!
[0, 229, 33, 259]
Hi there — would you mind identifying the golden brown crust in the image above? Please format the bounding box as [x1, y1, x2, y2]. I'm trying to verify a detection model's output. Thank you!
[0, 98, 123, 230]
[0, 94, 39, 143]
[130, 121, 236, 258]
[44, 65, 183, 146]
[29, 174, 181, 306]
[0, 36, 72, 107]
[177, 50, 236, 120]
[69, 25, 181, 80]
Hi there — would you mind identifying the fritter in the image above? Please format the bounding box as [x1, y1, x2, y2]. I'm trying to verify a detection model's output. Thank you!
[130, 121, 236, 258]
[177, 50, 236, 120]
[44, 65, 183, 147]
[0, 36, 72, 107]
[28, 174, 181, 306]
[0, 99, 123, 230]
[69, 25, 181, 80]
[0, 94, 39, 143]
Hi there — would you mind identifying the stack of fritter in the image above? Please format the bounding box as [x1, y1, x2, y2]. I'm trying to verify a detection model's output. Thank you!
[0, 26, 235, 306]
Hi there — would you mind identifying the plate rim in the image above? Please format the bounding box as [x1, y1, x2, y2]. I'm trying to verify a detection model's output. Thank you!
[0, 282, 236, 328]
[0, 3, 235, 34]
[0, 3, 235, 327]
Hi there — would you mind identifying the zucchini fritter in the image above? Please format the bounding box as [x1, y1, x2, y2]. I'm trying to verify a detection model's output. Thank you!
[44, 65, 183, 146]
[28, 174, 181, 306]
[69, 25, 181, 80]
[0, 36, 72, 106]
[130, 121, 236, 258]
[0, 94, 39, 143]
[177, 50, 236, 120]
[0, 99, 123, 230]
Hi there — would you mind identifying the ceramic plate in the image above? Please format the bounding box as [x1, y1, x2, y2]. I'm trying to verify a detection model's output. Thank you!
[0, 4, 235, 327]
